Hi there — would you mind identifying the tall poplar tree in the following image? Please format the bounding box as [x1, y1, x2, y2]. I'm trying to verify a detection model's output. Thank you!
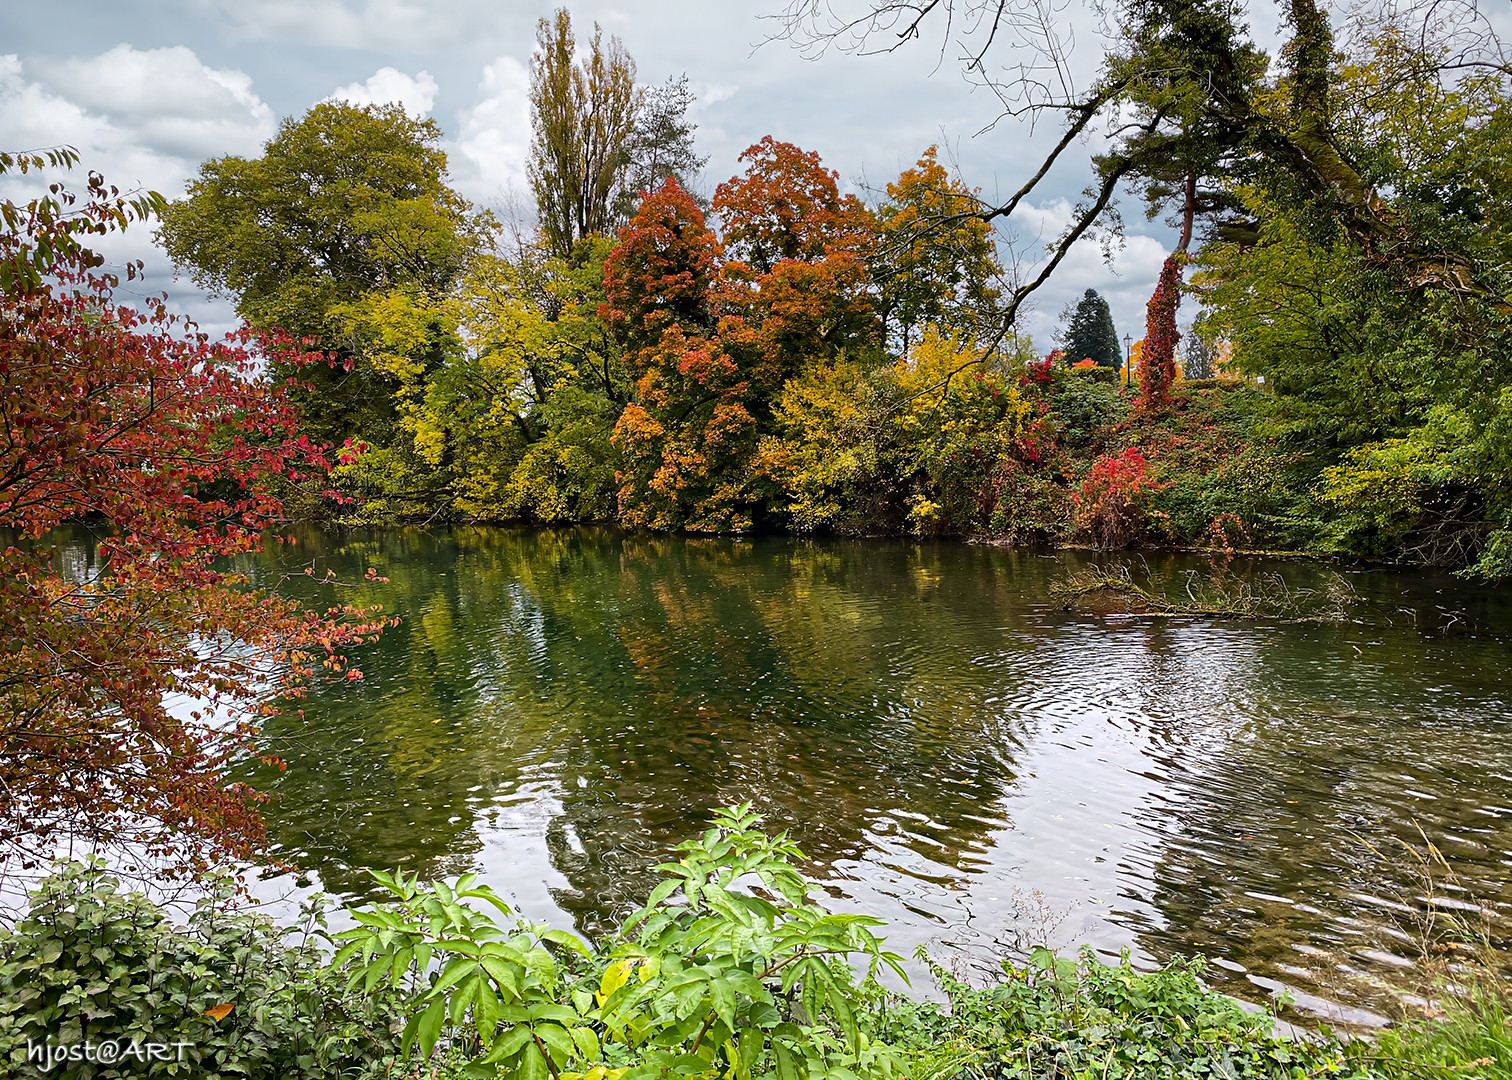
[529, 9, 640, 259]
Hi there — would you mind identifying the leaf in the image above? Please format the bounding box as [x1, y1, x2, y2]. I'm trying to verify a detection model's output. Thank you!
[519, 1039, 551, 1080]
[709, 977, 737, 1029]
[541, 927, 591, 957]
[570, 1026, 601, 1061]
[415, 998, 446, 1059]
[483, 1023, 533, 1063]
[536, 1022, 575, 1064]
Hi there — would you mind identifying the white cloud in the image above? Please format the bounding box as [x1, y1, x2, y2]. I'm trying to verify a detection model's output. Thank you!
[326, 67, 439, 118]
[452, 55, 531, 200]
[0, 47, 272, 336]
[1003, 197, 1171, 350]
[1, 46, 274, 194]
[185, 0, 521, 51]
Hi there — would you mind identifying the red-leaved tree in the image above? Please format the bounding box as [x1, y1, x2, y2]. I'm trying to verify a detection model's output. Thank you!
[1139, 254, 1183, 410]
[1, 151, 388, 874]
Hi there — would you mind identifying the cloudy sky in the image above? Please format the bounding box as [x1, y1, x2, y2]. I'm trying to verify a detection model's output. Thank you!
[0, 0, 1284, 345]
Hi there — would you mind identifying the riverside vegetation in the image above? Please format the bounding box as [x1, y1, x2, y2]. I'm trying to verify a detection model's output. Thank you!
[147, 2, 1512, 579]
[6, 0, 1512, 1076]
[2, 809, 1507, 1079]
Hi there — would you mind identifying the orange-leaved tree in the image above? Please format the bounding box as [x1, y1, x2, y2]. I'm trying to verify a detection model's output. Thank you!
[601, 177, 747, 529]
[0, 151, 389, 874]
[600, 143, 881, 532]
[712, 135, 874, 272]
[711, 137, 877, 399]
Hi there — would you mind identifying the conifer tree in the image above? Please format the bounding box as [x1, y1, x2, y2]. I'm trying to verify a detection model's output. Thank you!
[617, 74, 707, 220]
[1060, 289, 1120, 369]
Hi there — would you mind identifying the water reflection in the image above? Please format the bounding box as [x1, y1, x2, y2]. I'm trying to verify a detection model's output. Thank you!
[222, 527, 1512, 1022]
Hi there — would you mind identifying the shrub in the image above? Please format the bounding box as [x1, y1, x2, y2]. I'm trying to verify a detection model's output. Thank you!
[1050, 374, 1119, 449]
[0, 861, 408, 1079]
[986, 461, 1072, 545]
[1073, 449, 1166, 549]
[886, 947, 1364, 1080]
[335, 804, 907, 1079]
[1071, 364, 1117, 385]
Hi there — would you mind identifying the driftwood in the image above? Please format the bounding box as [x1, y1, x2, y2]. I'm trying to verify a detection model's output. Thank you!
[1050, 563, 1355, 623]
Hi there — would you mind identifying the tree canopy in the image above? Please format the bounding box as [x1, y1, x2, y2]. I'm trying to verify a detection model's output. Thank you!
[2, 153, 386, 872]
[158, 102, 480, 449]
[529, 8, 640, 259]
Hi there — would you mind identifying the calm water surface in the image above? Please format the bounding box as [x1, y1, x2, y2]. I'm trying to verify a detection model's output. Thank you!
[237, 527, 1512, 1024]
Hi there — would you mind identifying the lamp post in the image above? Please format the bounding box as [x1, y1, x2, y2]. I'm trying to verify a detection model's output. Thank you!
[1123, 333, 1133, 388]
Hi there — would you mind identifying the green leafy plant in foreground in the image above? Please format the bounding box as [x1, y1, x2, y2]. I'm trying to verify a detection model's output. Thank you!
[0, 860, 407, 1080]
[336, 803, 908, 1078]
[884, 947, 1365, 1080]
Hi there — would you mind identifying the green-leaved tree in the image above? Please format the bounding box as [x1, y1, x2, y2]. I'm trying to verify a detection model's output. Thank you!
[158, 102, 480, 450]
[529, 8, 640, 259]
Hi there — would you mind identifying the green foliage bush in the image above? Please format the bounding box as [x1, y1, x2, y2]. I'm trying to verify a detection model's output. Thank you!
[13, 812, 1512, 1080]
[1050, 373, 1119, 449]
[0, 861, 407, 1080]
[1069, 365, 1117, 385]
[502, 387, 622, 523]
[886, 948, 1363, 1080]
[335, 804, 906, 1080]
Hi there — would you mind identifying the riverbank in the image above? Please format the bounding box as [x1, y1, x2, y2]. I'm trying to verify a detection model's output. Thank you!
[4, 833, 1507, 1080]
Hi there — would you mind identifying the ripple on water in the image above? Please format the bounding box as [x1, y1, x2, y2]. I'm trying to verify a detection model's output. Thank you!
[220, 530, 1512, 1024]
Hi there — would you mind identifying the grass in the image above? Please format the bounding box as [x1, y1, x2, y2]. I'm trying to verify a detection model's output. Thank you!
[1365, 977, 1512, 1078]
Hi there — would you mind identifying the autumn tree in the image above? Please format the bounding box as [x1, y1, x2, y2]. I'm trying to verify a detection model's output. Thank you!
[602, 179, 739, 529]
[604, 136, 883, 532]
[2, 153, 386, 872]
[874, 146, 1003, 353]
[529, 8, 640, 259]
[1059, 289, 1120, 369]
[713, 136, 879, 402]
[159, 103, 478, 451]
[713, 136, 874, 272]
[1139, 255, 1183, 408]
[772, 0, 1484, 354]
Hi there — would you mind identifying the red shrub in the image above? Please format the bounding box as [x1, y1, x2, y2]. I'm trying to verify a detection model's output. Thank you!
[1074, 448, 1167, 548]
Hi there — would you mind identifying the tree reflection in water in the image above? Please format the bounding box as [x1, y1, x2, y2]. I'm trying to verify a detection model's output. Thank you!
[226, 527, 1512, 1021]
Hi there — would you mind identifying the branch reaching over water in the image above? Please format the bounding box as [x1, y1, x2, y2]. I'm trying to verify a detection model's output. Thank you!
[1051, 563, 1356, 623]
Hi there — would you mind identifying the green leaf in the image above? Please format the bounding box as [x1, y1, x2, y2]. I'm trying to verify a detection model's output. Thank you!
[569, 1025, 601, 1061]
[528, 1002, 579, 1024]
[483, 1023, 533, 1062]
[710, 977, 737, 1029]
[418, 997, 447, 1059]
[541, 927, 590, 957]
[535, 1021, 575, 1064]
[519, 1039, 550, 1080]
[774, 1043, 798, 1080]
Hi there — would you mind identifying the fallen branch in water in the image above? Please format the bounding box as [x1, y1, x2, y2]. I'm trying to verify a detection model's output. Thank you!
[1051, 563, 1355, 622]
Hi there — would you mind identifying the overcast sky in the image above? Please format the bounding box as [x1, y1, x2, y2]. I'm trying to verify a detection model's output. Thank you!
[0, 0, 1289, 347]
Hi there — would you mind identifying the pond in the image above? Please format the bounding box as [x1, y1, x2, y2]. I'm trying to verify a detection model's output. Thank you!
[237, 526, 1512, 1025]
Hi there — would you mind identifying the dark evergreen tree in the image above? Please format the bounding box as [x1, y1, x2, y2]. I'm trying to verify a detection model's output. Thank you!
[1060, 288, 1121, 368]
[1181, 320, 1215, 379]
